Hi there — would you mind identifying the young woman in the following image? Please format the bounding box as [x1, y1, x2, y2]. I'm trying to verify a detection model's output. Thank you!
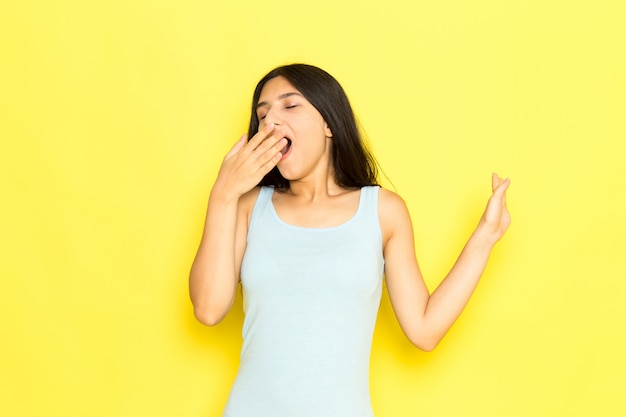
[189, 64, 510, 417]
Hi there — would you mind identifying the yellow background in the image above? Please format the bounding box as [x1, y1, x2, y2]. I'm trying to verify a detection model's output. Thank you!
[1, 0, 625, 416]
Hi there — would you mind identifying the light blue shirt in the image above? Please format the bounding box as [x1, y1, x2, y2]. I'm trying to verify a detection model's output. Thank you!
[224, 186, 384, 417]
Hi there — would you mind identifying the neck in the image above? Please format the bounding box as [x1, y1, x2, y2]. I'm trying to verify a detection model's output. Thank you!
[286, 169, 349, 201]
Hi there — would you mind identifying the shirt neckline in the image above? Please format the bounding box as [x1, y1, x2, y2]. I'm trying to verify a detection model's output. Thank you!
[267, 186, 366, 231]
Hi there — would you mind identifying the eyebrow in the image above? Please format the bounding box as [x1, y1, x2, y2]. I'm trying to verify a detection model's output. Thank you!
[256, 92, 303, 110]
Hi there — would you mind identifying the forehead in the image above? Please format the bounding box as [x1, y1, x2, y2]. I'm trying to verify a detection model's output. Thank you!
[258, 76, 302, 101]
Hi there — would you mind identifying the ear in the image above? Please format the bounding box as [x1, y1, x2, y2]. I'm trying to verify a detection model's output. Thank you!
[324, 122, 333, 138]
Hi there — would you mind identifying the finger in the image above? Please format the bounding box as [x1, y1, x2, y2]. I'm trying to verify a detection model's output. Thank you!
[252, 127, 287, 157]
[247, 123, 277, 150]
[493, 177, 510, 201]
[225, 134, 247, 159]
[255, 137, 288, 166]
[492, 172, 505, 192]
[256, 147, 284, 176]
[251, 138, 287, 180]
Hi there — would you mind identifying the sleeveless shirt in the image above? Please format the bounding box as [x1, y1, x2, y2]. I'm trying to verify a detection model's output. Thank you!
[223, 186, 384, 417]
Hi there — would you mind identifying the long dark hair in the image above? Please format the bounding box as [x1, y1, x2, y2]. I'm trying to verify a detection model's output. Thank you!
[248, 64, 379, 189]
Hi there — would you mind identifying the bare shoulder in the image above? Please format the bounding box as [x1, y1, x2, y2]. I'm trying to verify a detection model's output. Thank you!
[234, 187, 262, 265]
[378, 188, 410, 219]
[378, 188, 413, 246]
[239, 186, 262, 207]
[237, 187, 263, 223]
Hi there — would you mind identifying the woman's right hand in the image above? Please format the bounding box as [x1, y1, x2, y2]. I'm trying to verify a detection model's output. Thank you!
[190, 124, 287, 326]
[212, 123, 287, 201]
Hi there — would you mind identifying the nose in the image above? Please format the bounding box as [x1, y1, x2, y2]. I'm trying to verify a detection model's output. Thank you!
[261, 107, 281, 126]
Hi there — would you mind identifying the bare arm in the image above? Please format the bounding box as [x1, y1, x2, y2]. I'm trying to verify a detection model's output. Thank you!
[189, 124, 288, 326]
[382, 173, 511, 351]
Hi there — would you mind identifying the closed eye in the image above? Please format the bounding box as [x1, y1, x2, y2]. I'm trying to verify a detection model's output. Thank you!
[257, 103, 298, 120]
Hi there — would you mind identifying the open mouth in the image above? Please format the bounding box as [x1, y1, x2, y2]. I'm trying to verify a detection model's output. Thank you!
[281, 138, 292, 155]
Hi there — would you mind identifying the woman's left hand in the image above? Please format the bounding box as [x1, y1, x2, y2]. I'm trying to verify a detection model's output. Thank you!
[479, 173, 511, 244]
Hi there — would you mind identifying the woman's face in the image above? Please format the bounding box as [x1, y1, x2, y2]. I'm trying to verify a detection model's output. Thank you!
[256, 76, 333, 182]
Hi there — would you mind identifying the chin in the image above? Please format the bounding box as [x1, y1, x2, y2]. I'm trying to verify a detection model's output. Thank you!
[276, 165, 290, 179]
[277, 171, 294, 182]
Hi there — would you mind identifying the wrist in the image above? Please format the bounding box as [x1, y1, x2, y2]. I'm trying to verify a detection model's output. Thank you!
[209, 181, 241, 206]
[471, 222, 500, 250]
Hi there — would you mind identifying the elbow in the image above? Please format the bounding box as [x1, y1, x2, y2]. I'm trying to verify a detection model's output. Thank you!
[189, 287, 235, 326]
[406, 330, 443, 352]
[412, 339, 439, 352]
[193, 305, 227, 327]
[189, 277, 235, 327]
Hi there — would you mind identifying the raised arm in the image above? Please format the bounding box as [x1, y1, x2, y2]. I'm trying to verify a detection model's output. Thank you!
[189, 124, 288, 326]
[381, 173, 510, 351]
